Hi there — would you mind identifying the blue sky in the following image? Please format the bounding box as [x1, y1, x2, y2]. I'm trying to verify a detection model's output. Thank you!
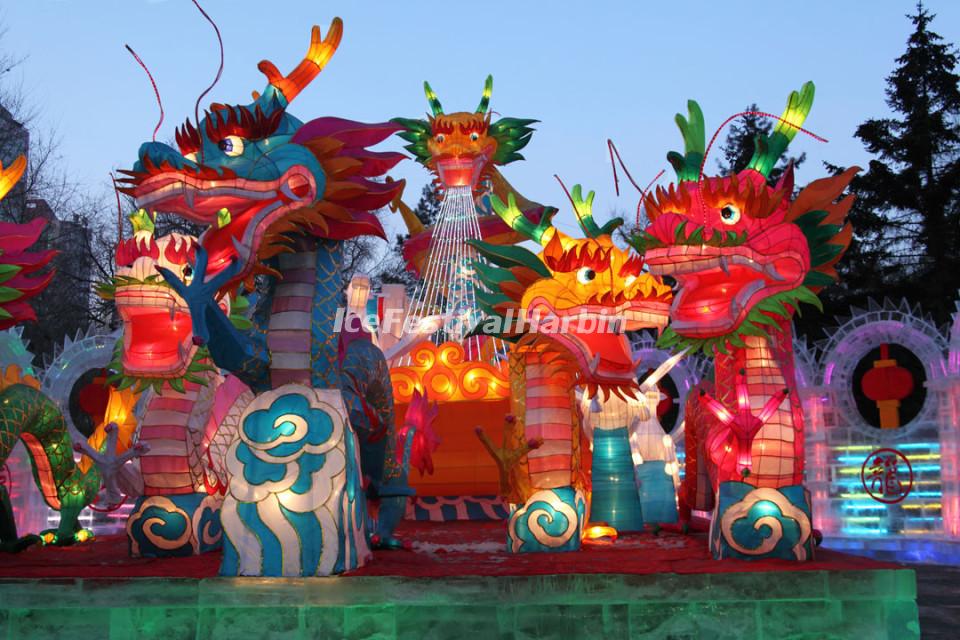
[2, 0, 957, 240]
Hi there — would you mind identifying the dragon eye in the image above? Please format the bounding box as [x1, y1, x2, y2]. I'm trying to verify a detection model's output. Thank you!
[577, 267, 597, 284]
[470, 132, 479, 142]
[435, 134, 445, 143]
[182, 264, 194, 284]
[183, 152, 199, 164]
[720, 204, 741, 225]
[218, 135, 245, 157]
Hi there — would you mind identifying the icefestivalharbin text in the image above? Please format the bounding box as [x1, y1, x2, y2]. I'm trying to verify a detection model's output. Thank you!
[333, 307, 631, 337]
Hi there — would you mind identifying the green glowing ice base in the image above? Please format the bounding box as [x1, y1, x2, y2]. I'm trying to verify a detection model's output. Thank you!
[0, 569, 919, 639]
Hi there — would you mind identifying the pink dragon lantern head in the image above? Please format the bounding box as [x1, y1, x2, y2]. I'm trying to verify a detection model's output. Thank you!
[630, 82, 858, 354]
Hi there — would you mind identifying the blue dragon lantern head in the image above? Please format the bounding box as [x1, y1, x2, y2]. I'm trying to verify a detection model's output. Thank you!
[118, 18, 405, 288]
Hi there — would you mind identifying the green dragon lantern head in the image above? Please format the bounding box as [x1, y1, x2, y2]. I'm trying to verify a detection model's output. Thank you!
[392, 75, 537, 192]
[630, 82, 858, 354]
[118, 19, 405, 290]
[470, 186, 672, 398]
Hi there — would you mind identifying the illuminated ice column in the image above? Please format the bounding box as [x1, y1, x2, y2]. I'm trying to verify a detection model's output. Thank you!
[800, 384, 834, 535]
[937, 380, 960, 538]
[582, 393, 645, 532]
[630, 353, 687, 525]
[346, 275, 371, 317]
[794, 339, 834, 533]
[941, 297, 960, 538]
[630, 387, 681, 526]
[345, 275, 375, 348]
[581, 371, 682, 533]
[4, 443, 48, 536]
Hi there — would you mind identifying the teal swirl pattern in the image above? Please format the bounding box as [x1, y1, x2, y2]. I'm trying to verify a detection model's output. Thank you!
[710, 481, 814, 561]
[220, 385, 370, 576]
[126, 493, 223, 557]
[507, 487, 586, 553]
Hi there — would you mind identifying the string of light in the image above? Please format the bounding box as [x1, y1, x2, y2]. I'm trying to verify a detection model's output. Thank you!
[400, 186, 508, 364]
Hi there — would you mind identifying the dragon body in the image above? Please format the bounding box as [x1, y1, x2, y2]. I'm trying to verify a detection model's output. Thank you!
[472, 186, 671, 550]
[0, 382, 101, 551]
[97, 213, 252, 556]
[119, 19, 413, 574]
[630, 83, 857, 560]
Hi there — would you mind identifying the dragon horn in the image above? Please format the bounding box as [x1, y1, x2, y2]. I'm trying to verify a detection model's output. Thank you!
[423, 80, 444, 116]
[666, 100, 706, 183]
[257, 18, 343, 105]
[128, 209, 156, 236]
[489, 192, 556, 246]
[747, 81, 816, 177]
[476, 75, 493, 113]
[570, 184, 623, 238]
[0, 155, 26, 202]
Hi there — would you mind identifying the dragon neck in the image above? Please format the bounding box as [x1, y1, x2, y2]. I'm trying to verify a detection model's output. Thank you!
[486, 167, 540, 214]
[713, 316, 804, 487]
[522, 353, 575, 490]
[139, 374, 219, 496]
[265, 237, 343, 389]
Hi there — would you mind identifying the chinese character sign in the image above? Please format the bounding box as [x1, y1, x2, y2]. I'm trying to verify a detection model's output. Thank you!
[861, 448, 914, 504]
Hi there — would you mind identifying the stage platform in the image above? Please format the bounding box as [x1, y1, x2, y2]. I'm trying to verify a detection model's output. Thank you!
[0, 521, 920, 639]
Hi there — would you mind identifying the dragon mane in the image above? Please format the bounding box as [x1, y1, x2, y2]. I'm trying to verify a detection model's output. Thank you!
[393, 115, 537, 168]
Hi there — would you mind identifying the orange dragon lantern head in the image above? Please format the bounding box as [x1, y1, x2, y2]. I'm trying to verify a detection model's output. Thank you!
[470, 186, 672, 398]
[393, 75, 536, 192]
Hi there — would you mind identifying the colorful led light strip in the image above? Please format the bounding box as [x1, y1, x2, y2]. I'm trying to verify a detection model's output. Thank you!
[834, 443, 940, 452]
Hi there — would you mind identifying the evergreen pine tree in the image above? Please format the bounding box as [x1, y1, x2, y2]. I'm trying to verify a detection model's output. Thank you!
[839, 2, 960, 323]
[412, 183, 441, 227]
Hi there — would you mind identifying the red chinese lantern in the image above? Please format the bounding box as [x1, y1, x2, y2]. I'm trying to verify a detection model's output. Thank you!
[861, 344, 914, 429]
[77, 370, 111, 425]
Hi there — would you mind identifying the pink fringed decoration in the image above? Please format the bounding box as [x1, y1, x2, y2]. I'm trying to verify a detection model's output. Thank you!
[397, 389, 441, 476]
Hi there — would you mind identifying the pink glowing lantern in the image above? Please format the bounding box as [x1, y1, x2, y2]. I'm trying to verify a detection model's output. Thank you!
[397, 389, 441, 476]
